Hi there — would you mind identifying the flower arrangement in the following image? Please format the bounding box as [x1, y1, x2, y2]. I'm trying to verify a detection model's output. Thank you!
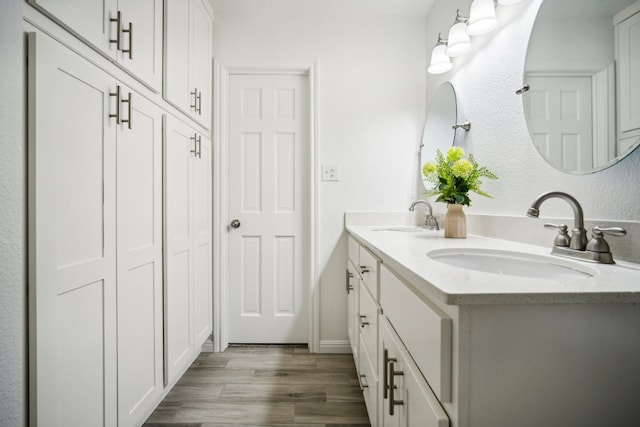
[422, 146, 497, 206]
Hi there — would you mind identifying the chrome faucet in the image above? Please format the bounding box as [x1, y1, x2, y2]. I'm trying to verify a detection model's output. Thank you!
[526, 191, 588, 250]
[409, 200, 439, 230]
[527, 191, 626, 264]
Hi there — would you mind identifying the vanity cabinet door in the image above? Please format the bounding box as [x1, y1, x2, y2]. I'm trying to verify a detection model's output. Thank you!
[358, 333, 378, 427]
[359, 245, 380, 299]
[380, 265, 452, 403]
[381, 319, 450, 427]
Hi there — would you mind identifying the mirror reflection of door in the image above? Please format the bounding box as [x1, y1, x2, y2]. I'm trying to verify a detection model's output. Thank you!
[525, 75, 593, 172]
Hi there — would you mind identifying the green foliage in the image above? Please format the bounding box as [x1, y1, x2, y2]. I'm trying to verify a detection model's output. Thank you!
[422, 148, 498, 207]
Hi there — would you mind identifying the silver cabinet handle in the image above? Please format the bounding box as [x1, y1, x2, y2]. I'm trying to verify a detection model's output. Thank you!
[359, 265, 370, 274]
[345, 269, 354, 294]
[230, 219, 241, 229]
[121, 91, 132, 129]
[191, 88, 199, 111]
[359, 374, 368, 390]
[109, 85, 121, 124]
[110, 11, 122, 50]
[122, 20, 133, 59]
[388, 361, 404, 416]
[190, 133, 198, 156]
[383, 348, 396, 399]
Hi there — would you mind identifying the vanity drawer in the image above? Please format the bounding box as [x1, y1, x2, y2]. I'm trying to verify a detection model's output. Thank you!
[359, 284, 380, 372]
[348, 234, 360, 267]
[380, 265, 452, 402]
[358, 333, 378, 427]
[359, 245, 380, 299]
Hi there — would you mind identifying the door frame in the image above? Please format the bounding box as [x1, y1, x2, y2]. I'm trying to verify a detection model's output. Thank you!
[212, 59, 319, 352]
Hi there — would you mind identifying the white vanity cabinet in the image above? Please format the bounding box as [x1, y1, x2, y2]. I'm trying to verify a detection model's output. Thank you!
[347, 225, 640, 427]
[164, 115, 213, 386]
[615, 1, 640, 151]
[28, 0, 164, 91]
[164, 0, 214, 129]
[28, 31, 165, 427]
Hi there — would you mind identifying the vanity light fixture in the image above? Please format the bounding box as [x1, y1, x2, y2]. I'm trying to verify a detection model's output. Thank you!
[445, 10, 473, 57]
[427, 34, 454, 75]
[467, 0, 498, 36]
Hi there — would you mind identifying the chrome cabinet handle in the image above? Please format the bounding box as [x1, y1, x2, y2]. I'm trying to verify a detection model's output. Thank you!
[359, 315, 369, 328]
[230, 219, 241, 229]
[388, 361, 404, 416]
[121, 91, 132, 129]
[383, 348, 396, 399]
[359, 265, 370, 274]
[109, 85, 121, 124]
[110, 11, 122, 50]
[345, 269, 354, 294]
[191, 89, 199, 111]
[359, 374, 368, 390]
[190, 133, 198, 156]
[197, 91, 202, 114]
[122, 20, 133, 59]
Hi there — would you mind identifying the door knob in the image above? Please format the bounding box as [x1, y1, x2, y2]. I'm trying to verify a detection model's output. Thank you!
[230, 219, 241, 229]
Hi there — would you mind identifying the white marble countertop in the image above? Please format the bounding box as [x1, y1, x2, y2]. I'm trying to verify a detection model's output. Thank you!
[346, 223, 640, 305]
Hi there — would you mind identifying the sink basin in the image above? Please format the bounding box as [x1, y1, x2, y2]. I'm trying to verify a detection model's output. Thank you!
[427, 248, 597, 280]
[372, 226, 425, 233]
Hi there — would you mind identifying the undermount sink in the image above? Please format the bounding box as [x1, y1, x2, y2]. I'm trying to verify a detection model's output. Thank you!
[427, 248, 597, 280]
[372, 226, 425, 233]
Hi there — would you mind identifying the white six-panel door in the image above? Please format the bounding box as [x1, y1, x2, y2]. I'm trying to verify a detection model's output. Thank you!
[227, 73, 309, 344]
[28, 32, 118, 427]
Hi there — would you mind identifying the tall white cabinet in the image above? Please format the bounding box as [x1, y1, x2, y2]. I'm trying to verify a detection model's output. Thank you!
[163, 116, 212, 385]
[26, 0, 214, 425]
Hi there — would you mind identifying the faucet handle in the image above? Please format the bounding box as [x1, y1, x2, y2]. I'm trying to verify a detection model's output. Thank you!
[544, 223, 570, 247]
[592, 226, 627, 237]
[586, 226, 626, 255]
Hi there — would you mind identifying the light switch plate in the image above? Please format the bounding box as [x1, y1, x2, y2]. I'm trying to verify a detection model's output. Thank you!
[321, 164, 340, 181]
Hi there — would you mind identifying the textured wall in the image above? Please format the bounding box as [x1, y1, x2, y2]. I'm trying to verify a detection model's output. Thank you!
[212, 11, 427, 344]
[423, 0, 640, 239]
[0, 0, 26, 424]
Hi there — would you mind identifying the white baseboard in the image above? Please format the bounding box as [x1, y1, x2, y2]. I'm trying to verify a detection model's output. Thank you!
[318, 339, 351, 354]
[201, 336, 214, 353]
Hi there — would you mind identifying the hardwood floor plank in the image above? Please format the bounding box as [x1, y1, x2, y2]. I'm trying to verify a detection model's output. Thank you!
[294, 402, 370, 425]
[325, 385, 365, 403]
[217, 383, 326, 403]
[252, 369, 361, 386]
[173, 401, 295, 424]
[226, 355, 317, 370]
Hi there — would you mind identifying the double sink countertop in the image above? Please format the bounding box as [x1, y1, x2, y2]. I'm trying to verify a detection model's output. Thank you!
[346, 213, 640, 305]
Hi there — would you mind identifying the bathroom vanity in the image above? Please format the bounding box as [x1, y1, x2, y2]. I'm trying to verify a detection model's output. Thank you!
[345, 213, 640, 427]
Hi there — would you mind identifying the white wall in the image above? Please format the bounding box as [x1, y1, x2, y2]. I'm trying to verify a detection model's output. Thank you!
[212, 12, 427, 345]
[0, 0, 26, 424]
[423, 0, 640, 224]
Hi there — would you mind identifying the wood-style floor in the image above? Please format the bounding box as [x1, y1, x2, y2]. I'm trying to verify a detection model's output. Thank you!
[144, 345, 371, 427]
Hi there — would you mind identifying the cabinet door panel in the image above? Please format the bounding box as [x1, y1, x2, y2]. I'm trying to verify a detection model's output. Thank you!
[190, 0, 213, 127]
[29, 0, 117, 59]
[117, 0, 163, 91]
[193, 135, 212, 346]
[28, 32, 117, 427]
[164, 115, 196, 385]
[116, 91, 164, 425]
[164, 0, 191, 113]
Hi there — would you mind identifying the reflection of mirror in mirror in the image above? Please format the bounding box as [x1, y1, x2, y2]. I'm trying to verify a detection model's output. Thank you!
[420, 82, 457, 189]
[524, 0, 640, 174]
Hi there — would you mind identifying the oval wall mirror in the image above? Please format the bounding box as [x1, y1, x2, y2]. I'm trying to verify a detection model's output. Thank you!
[523, 0, 640, 174]
[420, 81, 457, 189]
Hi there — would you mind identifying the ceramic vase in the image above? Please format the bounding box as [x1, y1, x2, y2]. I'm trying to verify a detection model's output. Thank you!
[445, 203, 467, 238]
